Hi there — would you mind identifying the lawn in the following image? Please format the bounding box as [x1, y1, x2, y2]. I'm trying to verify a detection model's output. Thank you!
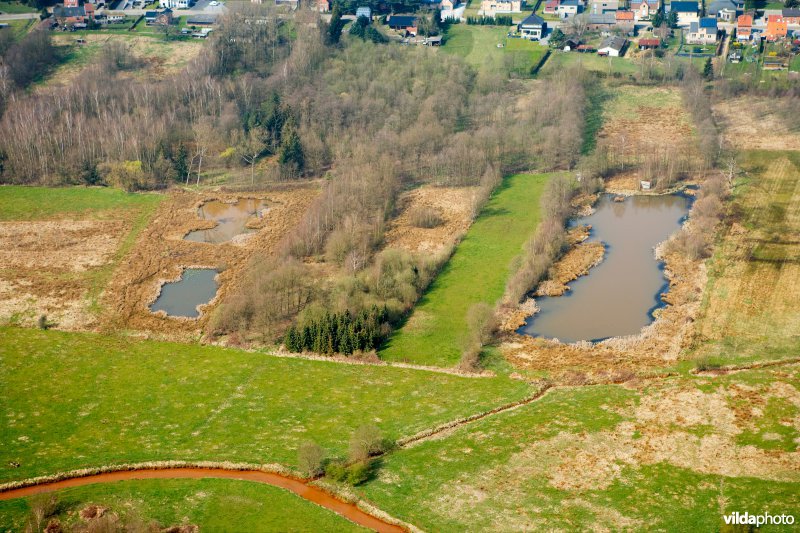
[693, 150, 800, 365]
[540, 50, 639, 76]
[0, 478, 365, 531]
[0, 186, 160, 221]
[442, 24, 547, 76]
[380, 173, 551, 366]
[0, 1, 37, 14]
[354, 369, 800, 531]
[0, 327, 533, 484]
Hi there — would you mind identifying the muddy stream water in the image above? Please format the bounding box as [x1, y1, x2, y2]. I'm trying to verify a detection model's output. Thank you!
[184, 199, 268, 244]
[0, 467, 404, 532]
[519, 194, 690, 343]
[149, 268, 218, 318]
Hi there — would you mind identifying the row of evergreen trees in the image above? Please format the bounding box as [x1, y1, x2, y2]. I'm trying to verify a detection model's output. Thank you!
[284, 306, 390, 355]
[466, 15, 513, 26]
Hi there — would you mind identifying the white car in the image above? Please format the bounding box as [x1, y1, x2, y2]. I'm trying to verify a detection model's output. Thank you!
[209, 1, 219, 5]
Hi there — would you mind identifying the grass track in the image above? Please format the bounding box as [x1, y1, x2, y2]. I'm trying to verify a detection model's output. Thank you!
[0, 327, 532, 484]
[380, 173, 550, 366]
[0, 478, 365, 531]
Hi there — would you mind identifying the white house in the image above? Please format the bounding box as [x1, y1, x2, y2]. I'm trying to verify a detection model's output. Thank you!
[479, 0, 522, 16]
[441, 0, 467, 20]
[685, 16, 718, 43]
[597, 35, 627, 55]
[518, 12, 547, 39]
[161, 0, 192, 8]
[556, 0, 583, 18]
[668, 0, 699, 26]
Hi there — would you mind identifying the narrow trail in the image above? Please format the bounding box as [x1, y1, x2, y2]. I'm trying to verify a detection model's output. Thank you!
[0, 467, 405, 533]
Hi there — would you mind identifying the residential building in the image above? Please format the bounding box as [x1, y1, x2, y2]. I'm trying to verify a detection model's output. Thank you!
[355, 6, 371, 19]
[478, 0, 522, 16]
[782, 8, 800, 24]
[543, 0, 559, 13]
[615, 9, 634, 28]
[707, 0, 737, 20]
[736, 13, 752, 40]
[685, 16, 718, 43]
[668, 1, 699, 26]
[54, 1, 94, 26]
[556, 0, 582, 18]
[597, 35, 627, 55]
[160, 0, 192, 8]
[588, 12, 616, 26]
[387, 14, 418, 35]
[518, 12, 546, 39]
[441, 0, 466, 20]
[765, 14, 788, 40]
[630, 0, 658, 21]
[589, 0, 618, 14]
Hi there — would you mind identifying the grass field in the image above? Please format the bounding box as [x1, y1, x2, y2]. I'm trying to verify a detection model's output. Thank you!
[0, 1, 36, 13]
[0, 478, 365, 531]
[0, 186, 160, 221]
[0, 327, 533, 483]
[354, 368, 800, 530]
[442, 25, 547, 76]
[694, 150, 800, 365]
[380, 173, 550, 366]
[540, 50, 640, 76]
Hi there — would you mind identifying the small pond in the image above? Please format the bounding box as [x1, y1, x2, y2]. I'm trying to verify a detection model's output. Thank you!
[184, 198, 268, 244]
[518, 193, 690, 343]
[149, 268, 219, 318]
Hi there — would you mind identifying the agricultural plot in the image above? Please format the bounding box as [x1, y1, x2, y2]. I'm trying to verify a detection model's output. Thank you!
[380, 173, 549, 366]
[354, 368, 800, 531]
[0, 327, 532, 484]
[694, 150, 800, 364]
[0, 187, 161, 329]
[0, 478, 365, 532]
[713, 97, 800, 152]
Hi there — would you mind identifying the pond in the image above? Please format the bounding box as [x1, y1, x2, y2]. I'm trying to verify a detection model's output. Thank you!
[184, 198, 268, 244]
[149, 268, 218, 318]
[518, 193, 690, 343]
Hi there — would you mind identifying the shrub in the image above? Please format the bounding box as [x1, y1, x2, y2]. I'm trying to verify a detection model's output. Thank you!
[348, 424, 386, 463]
[346, 460, 372, 485]
[297, 440, 326, 477]
[324, 460, 348, 482]
[466, 302, 497, 346]
[458, 341, 482, 372]
[408, 206, 444, 229]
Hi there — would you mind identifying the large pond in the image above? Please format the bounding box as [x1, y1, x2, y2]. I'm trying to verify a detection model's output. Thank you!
[518, 194, 690, 343]
[184, 198, 268, 244]
[149, 268, 218, 318]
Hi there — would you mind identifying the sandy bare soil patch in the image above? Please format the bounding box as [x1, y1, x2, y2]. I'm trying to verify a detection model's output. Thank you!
[100, 186, 318, 338]
[714, 98, 800, 151]
[0, 220, 128, 329]
[384, 186, 478, 255]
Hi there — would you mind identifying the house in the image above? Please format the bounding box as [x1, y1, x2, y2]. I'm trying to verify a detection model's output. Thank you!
[478, 0, 522, 16]
[781, 8, 800, 24]
[597, 35, 627, 55]
[317, 0, 329, 11]
[668, 1, 699, 26]
[556, 0, 583, 18]
[518, 12, 547, 40]
[588, 12, 616, 26]
[685, 16, 718, 44]
[615, 9, 634, 30]
[589, 0, 618, 14]
[355, 6, 371, 19]
[765, 14, 788, 41]
[441, 0, 466, 21]
[736, 13, 752, 40]
[387, 14, 418, 35]
[630, 0, 659, 21]
[53, 3, 93, 25]
[543, 0, 560, 13]
[160, 0, 192, 8]
[707, 0, 737, 20]
[638, 37, 661, 48]
[145, 8, 172, 25]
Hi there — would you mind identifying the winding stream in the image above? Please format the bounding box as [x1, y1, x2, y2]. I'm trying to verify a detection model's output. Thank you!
[0, 467, 404, 533]
[519, 194, 690, 343]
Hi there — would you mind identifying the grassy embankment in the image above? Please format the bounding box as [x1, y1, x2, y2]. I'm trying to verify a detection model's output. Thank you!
[0, 186, 162, 310]
[380, 173, 550, 366]
[442, 25, 548, 77]
[0, 1, 37, 13]
[0, 478, 366, 531]
[354, 366, 800, 530]
[692, 150, 800, 365]
[0, 327, 533, 484]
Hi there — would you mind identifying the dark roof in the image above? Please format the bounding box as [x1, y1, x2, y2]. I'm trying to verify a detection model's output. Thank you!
[186, 13, 218, 23]
[54, 5, 86, 17]
[560, 0, 581, 6]
[145, 10, 157, 17]
[387, 14, 417, 27]
[519, 12, 545, 26]
[599, 35, 626, 49]
[670, 1, 699, 12]
[783, 8, 800, 16]
[588, 12, 616, 23]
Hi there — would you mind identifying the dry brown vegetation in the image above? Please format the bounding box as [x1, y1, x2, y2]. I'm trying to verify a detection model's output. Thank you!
[713, 97, 800, 152]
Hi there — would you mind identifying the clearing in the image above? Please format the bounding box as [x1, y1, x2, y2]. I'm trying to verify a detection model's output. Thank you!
[0, 186, 161, 329]
[442, 25, 548, 76]
[713, 97, 800, 152]
[693, 150, 800, 364]
[380, 173, 550, 366]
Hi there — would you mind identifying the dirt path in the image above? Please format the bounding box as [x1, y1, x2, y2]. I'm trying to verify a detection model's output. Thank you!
[0, 466, 405, 533]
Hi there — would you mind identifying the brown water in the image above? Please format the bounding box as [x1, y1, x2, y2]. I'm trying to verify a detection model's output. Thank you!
[149, 268, 218, 318]
[0, 467, 405, 532]
[519, 194, 690, 343]
[184, 199, 268, 244]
